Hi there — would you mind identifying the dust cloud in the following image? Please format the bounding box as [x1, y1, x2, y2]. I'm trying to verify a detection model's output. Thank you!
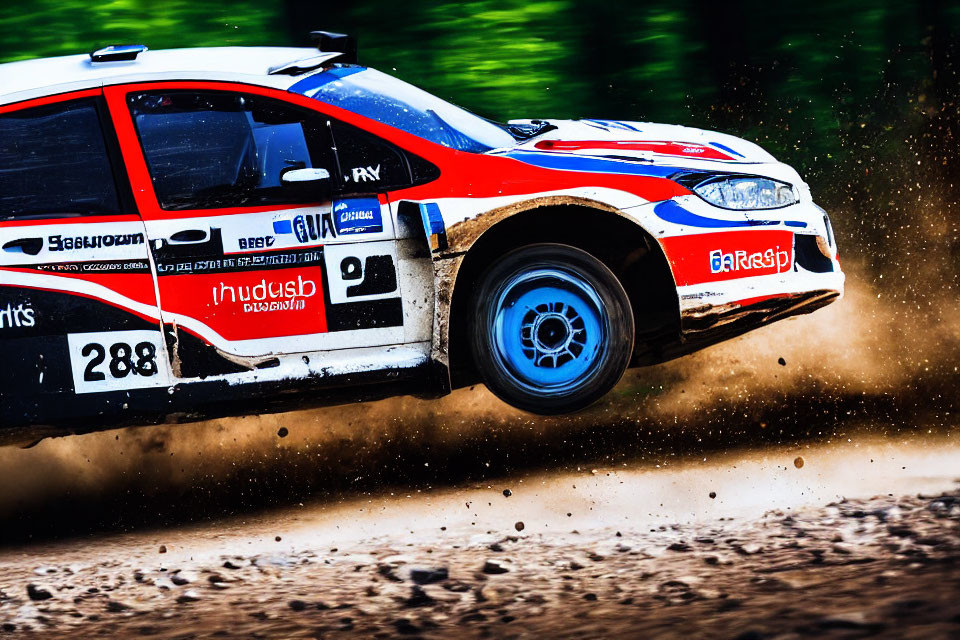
[1, 206, 958, 538]
[641, 260, 960, 421]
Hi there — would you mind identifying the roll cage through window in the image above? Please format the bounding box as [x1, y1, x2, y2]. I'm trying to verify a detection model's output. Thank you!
[127, 90, 433, 211]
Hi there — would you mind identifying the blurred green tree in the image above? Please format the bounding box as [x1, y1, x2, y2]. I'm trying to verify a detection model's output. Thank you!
[0, 0, 285, 62]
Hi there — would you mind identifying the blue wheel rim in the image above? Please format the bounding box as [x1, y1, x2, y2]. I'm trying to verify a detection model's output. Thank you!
[491, 267, 607, 396]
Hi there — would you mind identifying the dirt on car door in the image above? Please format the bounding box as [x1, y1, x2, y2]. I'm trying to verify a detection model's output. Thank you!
[0, 90, 168, 428]
[104, 83, 410, 381]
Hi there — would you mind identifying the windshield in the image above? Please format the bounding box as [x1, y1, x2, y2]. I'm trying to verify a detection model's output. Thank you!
[292, 67, 517, 153]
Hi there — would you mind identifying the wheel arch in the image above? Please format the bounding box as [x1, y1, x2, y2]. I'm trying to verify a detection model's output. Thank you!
[445, 200, 682, 388]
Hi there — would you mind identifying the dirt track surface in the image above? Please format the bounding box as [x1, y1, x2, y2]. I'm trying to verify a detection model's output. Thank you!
[2, 434, 959, 639]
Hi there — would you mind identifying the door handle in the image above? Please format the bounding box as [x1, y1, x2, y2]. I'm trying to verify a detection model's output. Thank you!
[2, 238, 43, 256]
[168, 229, 209, 243]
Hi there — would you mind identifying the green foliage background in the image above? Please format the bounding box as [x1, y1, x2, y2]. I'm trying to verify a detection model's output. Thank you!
[2, 1, 960, 290]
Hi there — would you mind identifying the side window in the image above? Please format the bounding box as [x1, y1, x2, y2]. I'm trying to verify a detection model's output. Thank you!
[128, 91, 334, 210]
[328, 120, 412, 194]
[0, 98, 121, 220]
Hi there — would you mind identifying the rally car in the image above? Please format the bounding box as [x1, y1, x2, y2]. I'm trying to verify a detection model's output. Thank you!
[0, 34, 843, 444]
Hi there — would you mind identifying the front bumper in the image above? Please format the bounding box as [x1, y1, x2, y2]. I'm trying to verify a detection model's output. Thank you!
[676, 257, 844, 333]
[623, 195, 845, 341]
[667, 288, 841, 361]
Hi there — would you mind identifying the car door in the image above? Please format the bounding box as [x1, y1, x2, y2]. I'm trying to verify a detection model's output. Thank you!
[0, 91, 168, 424]
[104, 83, 413, 379]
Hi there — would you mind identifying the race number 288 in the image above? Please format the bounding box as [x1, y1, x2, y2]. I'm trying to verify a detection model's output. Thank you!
[68, 330, 171, 394]
[80, 341, 158, 381]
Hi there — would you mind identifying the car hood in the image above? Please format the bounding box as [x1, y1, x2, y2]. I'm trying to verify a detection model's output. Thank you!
[499, 119, 778, 165]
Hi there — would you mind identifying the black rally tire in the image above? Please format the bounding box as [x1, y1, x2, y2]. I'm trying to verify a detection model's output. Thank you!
[468, 243, 635, 415]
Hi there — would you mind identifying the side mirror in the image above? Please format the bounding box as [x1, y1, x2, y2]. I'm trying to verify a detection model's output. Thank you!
[281, 167, 333, 201]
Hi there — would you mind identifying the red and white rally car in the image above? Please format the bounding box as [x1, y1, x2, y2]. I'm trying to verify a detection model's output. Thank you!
[0, 34, 843, 443]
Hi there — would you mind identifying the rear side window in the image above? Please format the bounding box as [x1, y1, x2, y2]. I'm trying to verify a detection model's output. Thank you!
[0, 99, 121, 220]
[328, 120, 411, 193]
[128, 91, 333, 210]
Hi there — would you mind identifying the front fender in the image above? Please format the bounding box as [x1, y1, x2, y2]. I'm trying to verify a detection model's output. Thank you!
[397, 191, 678, 387]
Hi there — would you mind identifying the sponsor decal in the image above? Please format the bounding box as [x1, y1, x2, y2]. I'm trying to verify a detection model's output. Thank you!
[709, 246, 790, 274]
[36, 260, 151, 274]
[344, 164, 381, 183]
[157, 266, 329, 341]
[273, 212, 337, 244]
[659, 230, 795, 287]
[0, 302, 34, 329]
[294, 213, 337, 243]
[212, 275, 317, 314]
[333, 198, 383, 235]
[155, 250, 323, 276]
[341, 255, 397, 297]
[238, 236, 276, 250]
[48, 233, 144, 252]
[323, 241, 400, 305]
[242, 299, 306, 313]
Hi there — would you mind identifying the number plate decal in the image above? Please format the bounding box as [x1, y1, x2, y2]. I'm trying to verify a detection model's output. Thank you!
[67, 330, 172, 394]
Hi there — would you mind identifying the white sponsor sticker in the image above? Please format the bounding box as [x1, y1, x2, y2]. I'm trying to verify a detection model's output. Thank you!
[67, 330, 172, 394]
[0, 220, 151, 267]
[323, 241, 399, 304]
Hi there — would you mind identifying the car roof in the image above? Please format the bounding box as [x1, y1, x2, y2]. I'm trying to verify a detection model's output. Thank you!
[0, 46, 323, 106]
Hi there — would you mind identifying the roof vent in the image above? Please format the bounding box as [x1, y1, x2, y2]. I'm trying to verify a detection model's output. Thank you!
[268, 52, 345, 76]
[90, 44, 148, 63]
[309, 31, 357, 64]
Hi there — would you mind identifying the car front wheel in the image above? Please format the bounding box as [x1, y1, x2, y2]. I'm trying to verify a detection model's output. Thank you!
[469, 243, 635, 415]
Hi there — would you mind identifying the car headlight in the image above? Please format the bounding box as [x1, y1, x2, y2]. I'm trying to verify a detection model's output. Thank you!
[673, 172, 798, 210]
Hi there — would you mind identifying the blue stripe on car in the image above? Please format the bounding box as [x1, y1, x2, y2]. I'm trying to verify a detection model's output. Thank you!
[289, 66, 367, 97]
[709, 141, 746, 158]
[581, 119, 642, 132]
[653, 200, 807, 229]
